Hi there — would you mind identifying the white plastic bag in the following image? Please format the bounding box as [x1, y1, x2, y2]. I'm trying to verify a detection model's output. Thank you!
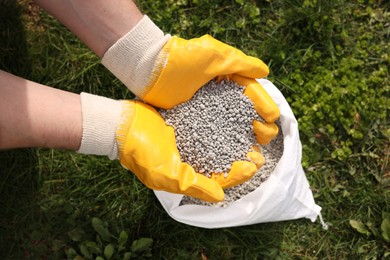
[154, 79, 323, 229]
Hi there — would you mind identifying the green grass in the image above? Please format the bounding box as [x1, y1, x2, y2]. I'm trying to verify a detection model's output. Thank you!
[1, 0, 389, 259]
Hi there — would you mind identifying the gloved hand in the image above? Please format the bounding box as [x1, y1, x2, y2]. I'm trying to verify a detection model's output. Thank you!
[230, 74, 280, 145]
[77, 93, 265, 202]
[102, 16, 279, 136]
[140, 34, 269, 109]
[102, 15, 269, 109]
[210, 148, 264, 189]
[208, 75, 279, 188]
[115, 100, 221, 202]
[116, 100, 271, 200]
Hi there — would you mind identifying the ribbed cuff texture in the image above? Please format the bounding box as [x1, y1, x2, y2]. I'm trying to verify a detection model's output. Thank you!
[101, 15, 171, 98]
[77, 93, 124, 160]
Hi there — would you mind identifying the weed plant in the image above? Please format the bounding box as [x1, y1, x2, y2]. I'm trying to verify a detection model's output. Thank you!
[0, 0, 389, 259]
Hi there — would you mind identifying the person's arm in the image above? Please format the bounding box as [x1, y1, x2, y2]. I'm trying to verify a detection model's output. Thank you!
[33, 1, 276, 117]
[33, 0, 143, 57]
[0, 69, 225, 202]
[0, 70, 82, 150]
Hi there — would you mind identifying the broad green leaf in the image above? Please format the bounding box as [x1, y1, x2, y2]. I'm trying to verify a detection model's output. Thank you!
[350, 220, 370, 236]
[118, 231, 128, 252]
[342, 190, 350, 198]
[123, 252, 132, 260]
[92, 217, 111, 242]
[331, 184, 344, 192]
[96, 234, 103, 247]
[104, 244, 115, 259]
[80, 244, 92, 259]
[280, 51, 286, 60]
[85, 241, 101, 255]
[68, 228, 86, 242]
[366, 221, 379, 237]
[248, 6, 260, 19]
[96, 257, 105, 260]
[65, 247, 78, 259]
[358, 244, 368, 254]
[131, 238, 153, 253]
[381, 218, 390, 242]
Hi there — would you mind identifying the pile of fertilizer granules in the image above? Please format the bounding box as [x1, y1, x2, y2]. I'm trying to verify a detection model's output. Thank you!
[158, 79, 284, 207]
[182, 122, 284, 207]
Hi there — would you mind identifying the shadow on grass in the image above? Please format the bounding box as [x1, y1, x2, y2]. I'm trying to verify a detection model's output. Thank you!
[0, 149, 44, 258]
[0, 0, 32, 77]
[0, 1, 44, 258]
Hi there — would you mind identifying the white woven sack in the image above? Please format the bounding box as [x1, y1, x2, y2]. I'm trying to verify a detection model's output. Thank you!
[154, 79, 323, 229]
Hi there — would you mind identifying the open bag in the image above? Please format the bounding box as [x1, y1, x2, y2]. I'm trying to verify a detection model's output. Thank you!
[154, 79, 323, 229]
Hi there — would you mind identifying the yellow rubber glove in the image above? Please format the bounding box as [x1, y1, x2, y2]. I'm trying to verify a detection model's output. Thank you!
[144, 35, 280, 145]
[231, 74, 280, 145]
[116, 100, 266, 202]
[143, 35, 270, 109]
[116, 100, 223, 202]
[210, 149, 265, 189]
[208, 76, 280, 188]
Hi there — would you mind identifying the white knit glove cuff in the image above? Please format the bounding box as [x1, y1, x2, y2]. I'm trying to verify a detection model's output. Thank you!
[77, 93, 124, 160]
[101, 15, 171, 98]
